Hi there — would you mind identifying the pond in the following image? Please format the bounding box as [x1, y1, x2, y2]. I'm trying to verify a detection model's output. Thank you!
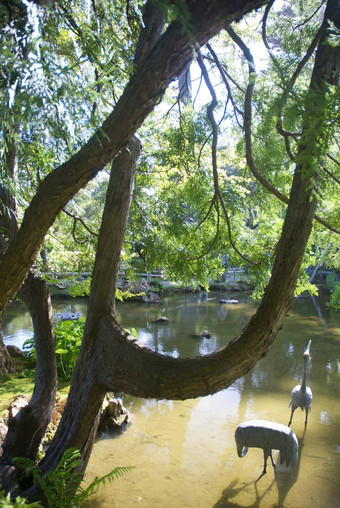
[2, 291, 340, 507]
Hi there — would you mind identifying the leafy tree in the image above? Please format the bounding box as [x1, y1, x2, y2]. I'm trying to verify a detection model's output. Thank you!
[0, 0, 339, 503]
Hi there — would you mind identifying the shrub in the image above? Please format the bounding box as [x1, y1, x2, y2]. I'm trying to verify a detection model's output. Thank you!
[23, 319, 85, 381]
[329, 281, 340, 310]
[12, 448, 134, 507]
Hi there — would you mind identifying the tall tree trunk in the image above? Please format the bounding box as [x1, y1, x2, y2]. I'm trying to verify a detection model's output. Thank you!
[1, 271, 57, 464]
[35, 138, 141, 481]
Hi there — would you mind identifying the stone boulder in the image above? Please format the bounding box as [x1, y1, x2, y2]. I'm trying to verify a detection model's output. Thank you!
[191, 331, 211, 339]
[153, 316, 169, 324]
[54, 311, 81, 321]
[0, 418, 8, 455]
[6, 345, 26, 358]
[142, 292, 161, 303]
[123, 279, 150, 294]
[8, 394, 30, 419]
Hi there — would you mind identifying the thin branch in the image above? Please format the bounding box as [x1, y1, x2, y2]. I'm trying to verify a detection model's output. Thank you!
[275, 119, 299, 161]
[261, 3, 322, 162]
[327, 152, 340, 168]
[261, 0, 275, 50]
[321, 165, 340, 186]
[289, 29, 322, 88]
[197, 50, 259, 265]
[192, 72, 204, 109]
[192, 198, 216, 233]
[204, 49, 244, 125]
[294, 1, 326, 31]
[186, 201, 221, 261]
[227, 26, 340, 235]
[181, 199, 214, 224]
[131, 196, 150, 228]
[63, 209, 99, 238]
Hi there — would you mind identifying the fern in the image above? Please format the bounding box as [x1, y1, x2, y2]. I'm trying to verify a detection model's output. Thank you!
[76, 465, 134, 505]
[13, 448, 134, 507]
[0, 491, 42, 507]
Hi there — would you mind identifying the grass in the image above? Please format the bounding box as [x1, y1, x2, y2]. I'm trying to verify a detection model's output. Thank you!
[0, 357, 70, 419]
[0, 357, 35, 417]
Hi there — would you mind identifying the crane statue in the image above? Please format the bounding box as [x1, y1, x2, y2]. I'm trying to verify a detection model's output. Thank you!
[288, 340, 313, 427]
[235, 420, 299, 482]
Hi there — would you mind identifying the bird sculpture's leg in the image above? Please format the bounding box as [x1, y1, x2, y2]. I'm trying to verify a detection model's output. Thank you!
[304, 408, 310, 427]
[255, 452, 268, 483]
[288, 406, 297, 426]
[269, 452, 277, 476]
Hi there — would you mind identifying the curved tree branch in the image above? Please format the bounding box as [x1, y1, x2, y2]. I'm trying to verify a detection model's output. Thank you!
[186, 199, 221, 262]
[30, 1, 339, 488]
[93, 0, 339, 401]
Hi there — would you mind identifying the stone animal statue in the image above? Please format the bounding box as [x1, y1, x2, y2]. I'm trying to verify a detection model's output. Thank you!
[288, 340, 313, 427]
[235, 420, 299, 481]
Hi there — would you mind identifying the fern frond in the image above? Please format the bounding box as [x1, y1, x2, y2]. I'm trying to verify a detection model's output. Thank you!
[76, 466, 135, 503]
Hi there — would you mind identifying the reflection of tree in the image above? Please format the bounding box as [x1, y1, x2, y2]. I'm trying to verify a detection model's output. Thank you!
[118, 393, 201, 482]
[310, 294, 328, 331]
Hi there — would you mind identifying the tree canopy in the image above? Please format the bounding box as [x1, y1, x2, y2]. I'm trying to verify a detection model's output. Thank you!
[0, 0, 339, 502]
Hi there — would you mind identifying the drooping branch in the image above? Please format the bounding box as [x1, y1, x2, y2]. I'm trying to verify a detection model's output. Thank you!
[272, 28, 322, 161]
[205, 44, 244, 127]
[261, 0, 275, 51]
[227, 26, 340, 235]
[197, 50, 259, 265]
[186, 199, 221, 262]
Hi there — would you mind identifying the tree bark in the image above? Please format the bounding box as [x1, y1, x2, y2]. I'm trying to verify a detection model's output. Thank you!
[0, 86, 57, 452]
[1, 271, 57, 463]
[34, 137, 141, 481]
[0, 119, 21, 373]
[0, 320, 14, 374]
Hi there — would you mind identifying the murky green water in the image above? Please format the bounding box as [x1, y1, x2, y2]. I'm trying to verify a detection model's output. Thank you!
[2, 292, 340, 507]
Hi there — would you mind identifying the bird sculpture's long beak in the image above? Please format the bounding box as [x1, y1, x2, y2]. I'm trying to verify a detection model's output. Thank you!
[303, 340, 311, 358]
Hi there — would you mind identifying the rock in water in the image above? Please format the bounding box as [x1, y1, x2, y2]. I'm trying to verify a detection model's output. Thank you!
[153, 316, 169, 324]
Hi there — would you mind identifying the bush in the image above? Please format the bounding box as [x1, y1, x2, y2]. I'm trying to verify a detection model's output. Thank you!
[23, 319, 86, 381]
[23, 317, 137, 381]
[329, 281, 340, 310]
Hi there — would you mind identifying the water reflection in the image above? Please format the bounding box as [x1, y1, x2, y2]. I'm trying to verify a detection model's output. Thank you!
[2, 292, 340, 507]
